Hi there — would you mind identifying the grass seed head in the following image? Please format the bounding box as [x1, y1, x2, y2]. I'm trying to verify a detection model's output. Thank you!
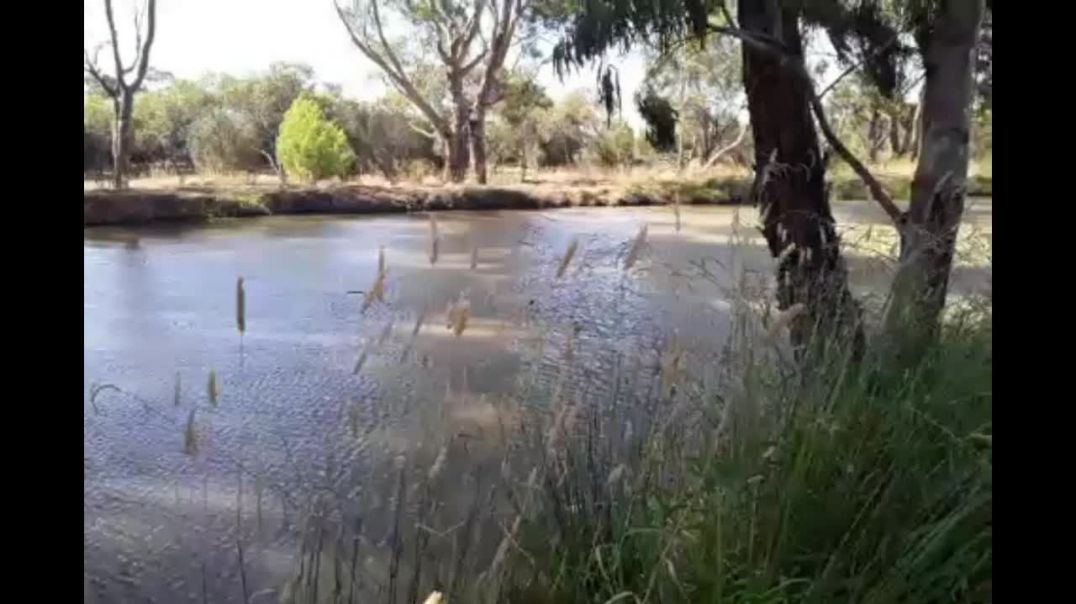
[207, 370, 219, 407]
[624, 224, 648, 270]
[184, 408, 198, 455]
[556, 238, 580, 279]
[236, 277, 246, 335]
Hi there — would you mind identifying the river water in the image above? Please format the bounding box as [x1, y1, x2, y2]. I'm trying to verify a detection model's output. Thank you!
[84, 203, 991, 602]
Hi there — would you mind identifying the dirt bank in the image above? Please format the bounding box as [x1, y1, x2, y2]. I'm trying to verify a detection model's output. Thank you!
[83, 173, 991, 227]
[83, 181, 745, 226]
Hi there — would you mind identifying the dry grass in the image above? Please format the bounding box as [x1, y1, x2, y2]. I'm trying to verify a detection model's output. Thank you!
[87, 185, 991, 603]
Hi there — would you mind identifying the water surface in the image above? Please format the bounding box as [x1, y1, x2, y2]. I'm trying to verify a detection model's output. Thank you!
[84, 202, 991, 602]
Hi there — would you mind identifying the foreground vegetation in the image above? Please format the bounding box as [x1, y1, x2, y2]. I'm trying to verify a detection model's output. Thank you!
[499, 306, 991, 603]
[84, 0, 992, 600]
[262, 218, 991, 603]
[274, 299, 991, 604]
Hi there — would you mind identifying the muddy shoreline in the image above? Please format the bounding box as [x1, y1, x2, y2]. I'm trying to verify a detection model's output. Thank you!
[83, 183, 745, 226]
[83, 176, 992, 227]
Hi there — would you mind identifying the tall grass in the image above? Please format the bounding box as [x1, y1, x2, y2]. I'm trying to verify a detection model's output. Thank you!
[277, 294, 990, 603]
[102, 210, 989, 603]
[496, 303, 992, 603]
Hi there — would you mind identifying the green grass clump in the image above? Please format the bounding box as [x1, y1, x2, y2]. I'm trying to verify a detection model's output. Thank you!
[503, 309, 991, 603]
[829, 162, 992, 202]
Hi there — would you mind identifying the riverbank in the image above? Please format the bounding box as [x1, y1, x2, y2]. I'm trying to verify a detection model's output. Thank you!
[83, 178, 748, 226]
[83, 169, 992, 226]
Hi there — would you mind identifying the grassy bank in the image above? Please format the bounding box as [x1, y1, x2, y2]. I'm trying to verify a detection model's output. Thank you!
[491, 304, 992, 603]
[83, 169, 747, 226]
[83, 163, 992, 227]
[275, 302, 991, 604]
[269, 252, 990, 604]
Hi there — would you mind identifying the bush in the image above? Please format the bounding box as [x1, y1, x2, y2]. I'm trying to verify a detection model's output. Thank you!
[188, 109, 265, 173]
[276, 95, 355, 182]
[591, 121, 637, 167]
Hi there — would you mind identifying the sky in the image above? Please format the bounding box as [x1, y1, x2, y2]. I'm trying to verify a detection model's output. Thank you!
[84, 0, 649, 127]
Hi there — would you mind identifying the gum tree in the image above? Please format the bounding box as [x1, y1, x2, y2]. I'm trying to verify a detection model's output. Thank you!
[84, 0, 157, 189]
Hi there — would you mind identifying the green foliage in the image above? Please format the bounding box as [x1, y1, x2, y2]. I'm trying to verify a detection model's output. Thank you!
[324, 95, 439, 179]
[641, 35, 744, 163]
[591, 120, 636, 167]
[485, 118, 519, 167]
[84, 95, 113, 174]
[971, 107, 991, 162]
[188, 109, 264, 173]
[500, 73, 554, 128]
[276, 95, 356, 182]
[549, 0, 720, 74]
[635, 90, 679, 152]
[489, 73, 554, 169]
[538, 91, 601, 166]
[133, 80, 214, 166]
[216, 62, 314, 156]
[510, 306, 992, 603]
[84, 95, 113, 135]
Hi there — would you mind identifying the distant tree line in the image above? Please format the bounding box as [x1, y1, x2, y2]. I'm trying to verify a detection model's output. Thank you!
[86, 62, 740, 183]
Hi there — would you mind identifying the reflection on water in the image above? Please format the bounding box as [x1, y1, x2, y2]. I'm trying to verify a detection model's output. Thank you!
[84, 202, 991, 602]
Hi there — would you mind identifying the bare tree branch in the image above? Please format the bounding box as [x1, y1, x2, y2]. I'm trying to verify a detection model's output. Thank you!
[129, 0, 157, 91]
[408, 120, 439, 140]
[84, 46, 117, 98]
[459, 0, 485, 57]
[817, 34, 899, 100]
[475, 0, 520, 109]
[461, 46, 490, 74]
[719, 2, 736, 28]
[334, 0, 450, 134]
[122, 1, 146, 75]
[103, 0, 127, 91]
[703, 121, 749, 168]
[808, 90, 902, 223]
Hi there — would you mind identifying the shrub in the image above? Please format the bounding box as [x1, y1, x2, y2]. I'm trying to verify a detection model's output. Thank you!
[276, 95, 355, 182]
[591, 121, 637, 167]
[188, 109, 265, 173]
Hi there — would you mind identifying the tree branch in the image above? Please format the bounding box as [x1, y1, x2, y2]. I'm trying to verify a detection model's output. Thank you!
[808, 90, 902, 223]
[459, 0, 485, 57]
[102, 0, 128, 91]
[703, 121, 749, 168]
[460, 45, 490, 74]
[817, 34, 899, 100]
[334, 1, 450, 134]
[706, 22, 902, 225]
[719, 2, 736, 28]
[128, 0, 157, 91]
[476, 0, 519, 108]
[408, 120, 439, 140]
[122, 1, 146, 75]
[84, 46, 117, 98]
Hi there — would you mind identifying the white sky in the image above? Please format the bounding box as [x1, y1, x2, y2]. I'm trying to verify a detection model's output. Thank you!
[84, 0, 649, 127]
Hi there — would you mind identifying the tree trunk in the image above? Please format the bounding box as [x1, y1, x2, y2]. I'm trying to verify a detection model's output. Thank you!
[111, 92, 134, 189]
[885, 0, 984, 355]
[898, 103, 917, 156]
[520, 131, 529, 183]
[445, 76, 471, 183]
[888, 105, 904, 157]
[471, 108, 488, 184]
[908, 94, 924, 161]
[867, 105, 884, 163]
[444, 127, 469, 184]
[739, 0, 864, 356]
[677, 129, 686, 172]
